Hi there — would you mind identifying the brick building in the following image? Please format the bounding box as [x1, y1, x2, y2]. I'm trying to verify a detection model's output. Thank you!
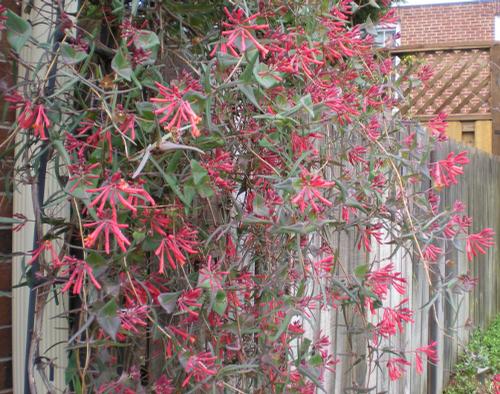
[392, 0, 500, 155]
[397, 0, 499, 46]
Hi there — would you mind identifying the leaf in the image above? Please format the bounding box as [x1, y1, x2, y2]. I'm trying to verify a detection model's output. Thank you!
[131, 0, 139, 15]
[96, 299, 121, 341]
[133, 30, 160, 64]
[60, 42, 88, 65]
[213, 291, 228, 316]
[253, 62, 281, 89]
[158, 292, 180, 314]
[6, 10, 32, 53]
[0, 216, 24, 224]
[237, 83, 263, 111]
[112, 49, 133, 81]
[354, 264, 369, 279]
[190, 159, 209, 186]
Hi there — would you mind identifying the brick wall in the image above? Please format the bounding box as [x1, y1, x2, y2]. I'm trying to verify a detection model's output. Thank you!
[396, 1, 499, 46]
[0, 1, 20, 393]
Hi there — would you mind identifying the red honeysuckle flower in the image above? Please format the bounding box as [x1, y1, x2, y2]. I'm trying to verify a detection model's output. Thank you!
[430, 151, 469, 189]
[291, 169, 335, 213]
[177, 288, 203, 318]
[466, 228, 495, 261]
[182, 351, 218, 387]
[422, 244, 442, 262]
[366, 263, 406, 300]
[29, 240, 62, 267]
[87, 172, 155, 217]
[60, 256, 101, 295]
[154, 227, 198, 273]
[357, 224, 383, 253]
[415, 341, 438, 375]
[84, 213, 131, 254]
[210, 7, 269, 57]
[33, 104, 50, 140]
[151, 81, 202, 138]
[198, 256, 229, 292]
[387, 357, 410, 381]
[376, 298, 413, 340]
[0, 6, 7, 31]
[428, 113, 448, 142]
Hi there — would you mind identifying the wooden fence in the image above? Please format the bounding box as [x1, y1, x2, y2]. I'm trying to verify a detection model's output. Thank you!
[308, 140, 500, 393]
[389, 42, 500, 156]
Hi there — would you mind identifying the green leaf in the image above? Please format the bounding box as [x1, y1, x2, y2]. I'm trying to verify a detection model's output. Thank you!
[6, 10, 32, 53]
[240, 50, 259, 83]
[112, 49, 133, 81]
[60, 42, 88, 65]
[158, 292, 180, 314]
[190, 159, 209, 186]
[133, 31, 159, 64]
[354, 264, 369, 279]
[0, 216, 24, 224]
[253, 62, 281, 89]
[131, 0, 139, 15]
[213, 291, 228, 316]
[237, 84, 262, 111]
[86, 251, 106, 267]
[96, 299, 121, 341]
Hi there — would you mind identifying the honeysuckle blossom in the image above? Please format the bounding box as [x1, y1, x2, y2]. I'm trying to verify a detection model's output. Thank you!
[28, 240, 61, 267]
[151, 81, 202, 138]
[154, 227, 198, 273]
[177, 288, 203, 318]
[210, 7, 269, 57]
[182, 351, 218, 387]
[87, 172, 155, 217]
[428, 112, 448, 142]
[84, 213, 131, 254]
[60, 256, 101, 295]
[466, 228, 495, 261]
[430, 151, 469, 189]
[387, 357, 411, 381]
[291, 169, 334, 213]
[415, 341, 438, 375]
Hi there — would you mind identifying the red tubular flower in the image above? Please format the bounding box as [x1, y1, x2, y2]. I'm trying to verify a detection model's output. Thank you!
[60, 256, 101, 295]
[387, 357, 410, 381]
[428, 113, 448, 142]
[211, 7, 269, 57]
[177, 288, 203, 318]
[366, 263, 407, 300]
[466, 228, 495, 261]
[87, 172, 155, 217]
[415, 341, 438, 375]
[84, 213, 131, 254]
[0, 6, 7, 31]
[357, 224, 383, 253]
[33, 104, 50, 140]
[422, 244, 442, 262]
[118, 305, 148, 335]
[198, 256, 229, 292]
[291, 169, 335, 214]
[430, 151, 469, 189]
[182, 351, 218, 387]
[376, 298, 414, 340]
[151, 81, 202, 138]
[29, 240, 62, 267]
[154, 227, 198, 273]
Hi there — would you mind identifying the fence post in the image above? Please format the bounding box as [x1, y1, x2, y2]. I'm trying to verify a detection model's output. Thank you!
[490, 44, 500, 155]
